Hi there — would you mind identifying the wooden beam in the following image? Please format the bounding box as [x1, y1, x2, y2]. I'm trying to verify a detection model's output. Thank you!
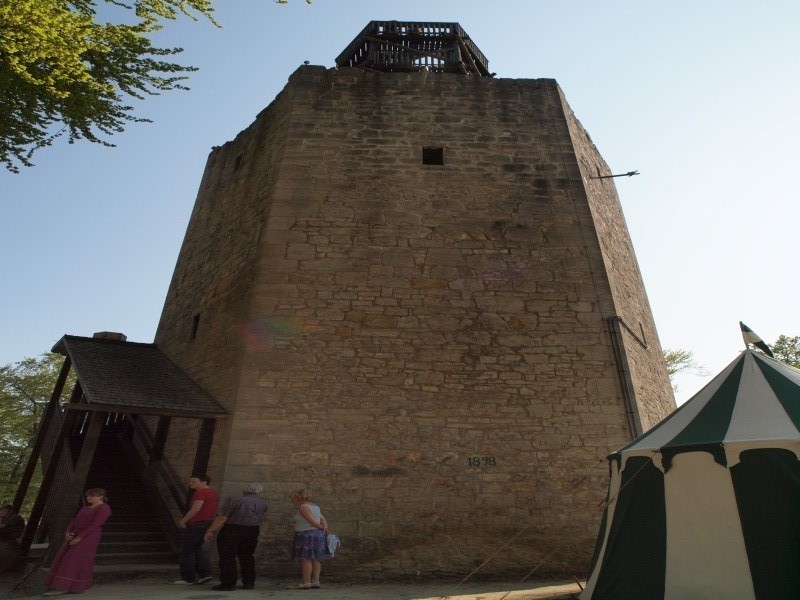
[144, 417, 171, 485]
[13, 357, 72, 512]
[18, 402, 76, 557]
[127, 416, 186, 510]
[45, 410, 106, 563]
[63, 402, 226, 420]
[458, 39, 481, 76]
[362, 35, 448, 57]
[191, 418, 216, 478]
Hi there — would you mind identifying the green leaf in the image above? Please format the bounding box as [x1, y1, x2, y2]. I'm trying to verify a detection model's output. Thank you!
[0, 353, 75, 508]
[0, 0, 218, 172]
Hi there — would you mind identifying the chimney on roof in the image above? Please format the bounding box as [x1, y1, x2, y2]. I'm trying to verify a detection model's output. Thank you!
[93, 331, 127, 342]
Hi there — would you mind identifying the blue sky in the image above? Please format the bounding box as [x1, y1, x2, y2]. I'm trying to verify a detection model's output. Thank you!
[2, 0, 798, 403]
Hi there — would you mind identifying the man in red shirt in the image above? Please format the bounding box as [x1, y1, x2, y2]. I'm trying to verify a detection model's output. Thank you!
[170, 473, 219, 585]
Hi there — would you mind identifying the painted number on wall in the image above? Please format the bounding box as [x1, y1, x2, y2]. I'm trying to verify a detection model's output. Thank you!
[467, 456, 496, 466]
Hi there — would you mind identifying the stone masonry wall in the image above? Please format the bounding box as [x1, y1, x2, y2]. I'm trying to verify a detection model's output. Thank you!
[155, 66, 674, 578]
[155, 85, 298, 478]
[557, 89, 676, 431]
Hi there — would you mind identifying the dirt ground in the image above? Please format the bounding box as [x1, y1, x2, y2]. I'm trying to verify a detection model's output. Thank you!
[2, 571, 583, 600]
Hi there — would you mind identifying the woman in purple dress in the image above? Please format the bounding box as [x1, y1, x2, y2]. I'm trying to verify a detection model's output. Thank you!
[43, 488, 111, 596]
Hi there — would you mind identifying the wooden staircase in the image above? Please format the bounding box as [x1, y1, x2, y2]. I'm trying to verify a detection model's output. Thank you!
[84, 435, 177, 569]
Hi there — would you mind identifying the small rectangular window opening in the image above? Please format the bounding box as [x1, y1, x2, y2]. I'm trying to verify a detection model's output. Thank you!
[422, 147, 444, 165]
[191, 314, 201, 340]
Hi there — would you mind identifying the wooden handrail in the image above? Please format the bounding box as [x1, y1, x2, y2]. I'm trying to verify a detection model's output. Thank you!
[127, 416, 188, 511]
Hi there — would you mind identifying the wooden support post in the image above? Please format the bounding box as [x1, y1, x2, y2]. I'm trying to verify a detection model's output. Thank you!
[13, 357, 72, 512]
[18, 401, 77, 557]
[45, 410, 106, 563]
[144, 417, 171, 484]
[191, 418, 216, 478]
[457, 39, 481, 75]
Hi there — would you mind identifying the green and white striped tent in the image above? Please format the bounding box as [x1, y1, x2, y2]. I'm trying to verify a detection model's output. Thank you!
[581, 349, 800, 600]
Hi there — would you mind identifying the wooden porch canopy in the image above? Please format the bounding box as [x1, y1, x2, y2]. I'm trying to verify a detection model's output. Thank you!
[52, 334, 226, 419]
[15, 334, 226, 560]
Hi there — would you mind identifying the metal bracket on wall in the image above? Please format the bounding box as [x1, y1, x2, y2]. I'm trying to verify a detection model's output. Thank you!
[590, 170, 639, 179]
[610, 315, 648, 349]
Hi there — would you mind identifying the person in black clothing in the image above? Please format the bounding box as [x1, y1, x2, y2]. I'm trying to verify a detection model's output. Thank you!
[0, 503, 26, 572]
[0, 504, 24, 540]
[204, 483, 268, 591]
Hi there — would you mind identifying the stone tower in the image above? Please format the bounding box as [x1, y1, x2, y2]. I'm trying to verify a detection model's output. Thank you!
[154, 22, 674, 577]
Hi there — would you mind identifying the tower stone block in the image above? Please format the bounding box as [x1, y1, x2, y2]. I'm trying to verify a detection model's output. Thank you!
[155, 61, 674, 577]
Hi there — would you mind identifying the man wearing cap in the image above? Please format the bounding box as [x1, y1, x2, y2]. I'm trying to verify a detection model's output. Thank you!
[204, 483, 268, 591]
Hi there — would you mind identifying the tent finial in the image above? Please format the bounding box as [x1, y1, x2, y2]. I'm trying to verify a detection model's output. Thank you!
[740, 322, 774, 357]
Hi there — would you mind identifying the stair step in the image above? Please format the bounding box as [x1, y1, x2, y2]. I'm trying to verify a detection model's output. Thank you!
[106, 515, 157, 523]
[65, 434, 181, 576]
[104, 523, 163, 530]
[99, 541, 173, 553]
[104, 517, 162, 524]
[95, 551, 176, 565]
[102, 531, 170, 542]
[106, 509, 159, 518]
[93, 562, 177, 581]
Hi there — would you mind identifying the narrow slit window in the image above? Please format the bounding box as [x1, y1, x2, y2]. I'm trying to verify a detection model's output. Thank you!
[191, 314, 201, 340]
[422, 147, 444, 165]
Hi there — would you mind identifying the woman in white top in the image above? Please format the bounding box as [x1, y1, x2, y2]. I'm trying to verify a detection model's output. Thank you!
[290, 489, 331, 589]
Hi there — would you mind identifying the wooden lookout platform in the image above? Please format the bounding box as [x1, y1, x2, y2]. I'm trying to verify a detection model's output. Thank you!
[335, 21, 491, 76]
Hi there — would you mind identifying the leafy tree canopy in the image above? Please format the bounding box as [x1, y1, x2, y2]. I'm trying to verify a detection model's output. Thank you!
[663, 348, 708, 392]
[771, 334, 800, 368]
[0, 353, 73, 507]
[0, 0, 220, 172]
[663, 348, 704, 377]
[1, 1, 316, 172]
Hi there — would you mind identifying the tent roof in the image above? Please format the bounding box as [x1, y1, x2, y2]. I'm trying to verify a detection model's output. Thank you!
[52, 335, 226, 418]
[616, 349, 800, 460]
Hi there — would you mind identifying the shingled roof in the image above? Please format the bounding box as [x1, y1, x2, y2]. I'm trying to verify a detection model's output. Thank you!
[52, 335, 226, 418]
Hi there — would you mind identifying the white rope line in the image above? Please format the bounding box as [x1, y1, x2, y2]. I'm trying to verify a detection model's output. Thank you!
[436, 457, 609, 600]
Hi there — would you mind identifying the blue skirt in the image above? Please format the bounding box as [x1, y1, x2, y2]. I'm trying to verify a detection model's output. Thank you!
[292, 529, 332, 561]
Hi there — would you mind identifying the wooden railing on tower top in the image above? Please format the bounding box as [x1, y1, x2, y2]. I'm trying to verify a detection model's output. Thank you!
[335, 21, 491, 76]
